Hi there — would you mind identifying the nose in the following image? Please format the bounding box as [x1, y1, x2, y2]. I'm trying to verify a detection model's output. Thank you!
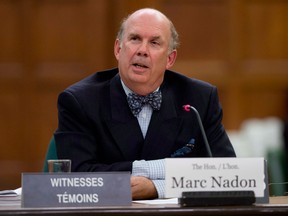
[137, 42, 148, 57]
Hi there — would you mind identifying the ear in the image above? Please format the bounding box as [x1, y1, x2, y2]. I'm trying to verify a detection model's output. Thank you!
[166, 50, 177, 69]
[114, 39, 121, 60]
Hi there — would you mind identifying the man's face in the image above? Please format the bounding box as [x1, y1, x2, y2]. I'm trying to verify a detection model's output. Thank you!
[114, 10, 177, 95]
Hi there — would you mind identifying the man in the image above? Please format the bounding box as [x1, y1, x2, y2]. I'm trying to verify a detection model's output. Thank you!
[55, 8, 236, 200]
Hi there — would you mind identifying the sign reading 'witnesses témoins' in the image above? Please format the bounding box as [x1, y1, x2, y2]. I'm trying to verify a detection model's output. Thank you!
[21, 172, 131, 207]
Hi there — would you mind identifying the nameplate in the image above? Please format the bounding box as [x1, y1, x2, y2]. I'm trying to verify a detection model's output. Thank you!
[21, 172, 131, 207]
[165, 158, 268, 203]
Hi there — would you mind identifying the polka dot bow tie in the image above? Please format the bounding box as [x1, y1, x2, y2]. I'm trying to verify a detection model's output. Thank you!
[127, 91, 162, 117]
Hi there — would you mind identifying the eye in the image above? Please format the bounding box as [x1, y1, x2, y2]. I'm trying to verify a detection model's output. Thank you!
[151, 41, 162, 49]
[129, 35, 140, 42]
[151, 41, 159, 45]
[150, 38, 161, 46]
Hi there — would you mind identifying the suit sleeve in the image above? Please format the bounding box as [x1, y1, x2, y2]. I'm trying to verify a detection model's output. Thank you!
[54, 90, 133, 172]
[203, 87, 236, 157]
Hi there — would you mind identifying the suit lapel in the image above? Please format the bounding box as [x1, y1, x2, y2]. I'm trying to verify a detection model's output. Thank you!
[105, 74, 144, 160]
[104, 73, 183, 160]
[141, 84, 183, 159]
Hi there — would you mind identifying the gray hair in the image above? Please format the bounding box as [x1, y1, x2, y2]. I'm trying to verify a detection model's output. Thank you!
[117, 11, 179, 52]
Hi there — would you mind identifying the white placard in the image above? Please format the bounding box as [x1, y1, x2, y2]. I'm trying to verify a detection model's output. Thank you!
[165, 158, 266, 198]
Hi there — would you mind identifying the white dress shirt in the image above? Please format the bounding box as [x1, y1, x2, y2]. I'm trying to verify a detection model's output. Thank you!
[121, 81, 166, 198]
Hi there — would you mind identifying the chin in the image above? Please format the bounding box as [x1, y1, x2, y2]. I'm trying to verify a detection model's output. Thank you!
[129, 73, 150, 83]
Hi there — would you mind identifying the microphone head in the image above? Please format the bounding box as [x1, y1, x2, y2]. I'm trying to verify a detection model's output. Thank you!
[183, 104, 191, 112]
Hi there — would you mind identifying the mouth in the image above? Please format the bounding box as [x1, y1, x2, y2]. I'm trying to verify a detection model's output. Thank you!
[132, 63, 148, 69]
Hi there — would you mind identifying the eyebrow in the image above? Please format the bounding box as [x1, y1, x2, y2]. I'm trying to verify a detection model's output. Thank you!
[128, 33, 139, 38]
[128, 33, 162, 41]
[151, 36, 161, 41]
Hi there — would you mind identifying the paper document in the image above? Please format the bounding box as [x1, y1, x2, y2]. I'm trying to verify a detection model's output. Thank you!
[133, 198, 178, 205]
[0, 188, 22, 197]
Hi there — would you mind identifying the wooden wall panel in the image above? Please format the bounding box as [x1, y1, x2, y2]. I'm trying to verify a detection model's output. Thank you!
[163, 0, 288, 129]
[0, 0, 114, 190]
[241, 0, 288, 125]
[0, 0, 21, 61]
[0, 0, 287, 190]
[0, 0, 23, 189]
[0, 91, 22, 159]
[243, 0, 288, 59]
[0, 89, 25, 190]
[34, 1, 88, 61]
[164, 0, 230, 59]
[243, 90, 287, 119]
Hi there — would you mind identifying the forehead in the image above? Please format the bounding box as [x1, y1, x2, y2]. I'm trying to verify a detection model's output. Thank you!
[124, 11, 171, 39]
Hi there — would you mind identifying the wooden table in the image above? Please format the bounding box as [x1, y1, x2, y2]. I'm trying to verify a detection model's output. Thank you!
[0, 196, 287, 216]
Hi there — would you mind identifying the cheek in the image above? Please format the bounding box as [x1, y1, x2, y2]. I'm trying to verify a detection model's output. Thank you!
[118, 48, 129, 61]
[153, 54, 170, 68]
[122, 42, 136, 53]
[121, 47, 135, 62]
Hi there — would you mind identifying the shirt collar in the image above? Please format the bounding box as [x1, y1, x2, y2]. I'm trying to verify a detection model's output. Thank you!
[121, 80, 133, 96]
[120, 80, 160, 96]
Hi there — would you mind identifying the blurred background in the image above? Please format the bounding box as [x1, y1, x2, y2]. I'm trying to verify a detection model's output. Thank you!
[0, 0, 287, 195]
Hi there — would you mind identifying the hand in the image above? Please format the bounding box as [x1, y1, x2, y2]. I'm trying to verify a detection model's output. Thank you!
[131, 176, 158, 200]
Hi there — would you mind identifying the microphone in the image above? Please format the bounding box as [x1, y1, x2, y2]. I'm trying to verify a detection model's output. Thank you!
[180, 105, 256, 207]
[183, 104, 212, 157]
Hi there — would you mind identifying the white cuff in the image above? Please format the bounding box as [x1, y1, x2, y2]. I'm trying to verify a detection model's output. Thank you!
[152, 179, 165, 198]
[147, 159, 165, 179]
[132, 159, 165, 179]
[132, 160, 149, 177]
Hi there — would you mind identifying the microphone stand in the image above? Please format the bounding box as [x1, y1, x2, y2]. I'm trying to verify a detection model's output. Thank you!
[180, 105, 255, 206]
[185, 105, 212, 157]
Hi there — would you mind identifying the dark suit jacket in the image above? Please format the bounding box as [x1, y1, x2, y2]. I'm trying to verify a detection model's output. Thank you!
[55, 68, 236, 172]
